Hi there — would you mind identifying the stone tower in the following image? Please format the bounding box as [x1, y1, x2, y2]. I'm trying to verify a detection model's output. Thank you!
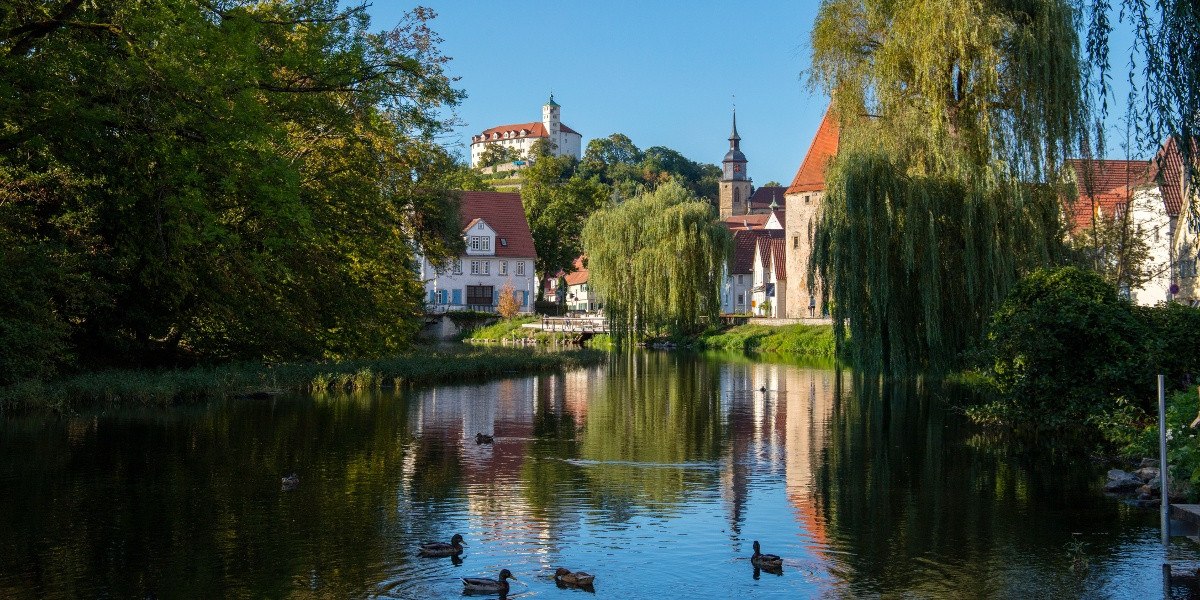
[783, 105, 839, 319]
[719, 111, 752, 219]
[542, 94, 561, 152]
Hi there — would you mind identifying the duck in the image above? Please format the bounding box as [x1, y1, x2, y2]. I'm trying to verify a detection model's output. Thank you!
[554, 567, 595, 586]
[476, 433, 494, 444]
[418, 533, 466, 557]
[759, 386, 767, 392]
[751, 540, 783, 570]
[462, 569, 516, 594]
[280, 473, 299, 491]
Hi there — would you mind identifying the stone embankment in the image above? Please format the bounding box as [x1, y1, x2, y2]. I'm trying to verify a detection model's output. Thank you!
[1105, 458, 1189, 507]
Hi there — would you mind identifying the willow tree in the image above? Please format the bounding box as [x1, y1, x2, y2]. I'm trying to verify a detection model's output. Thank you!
[581, 180, 729, 340]
[808, 0, 1084, 377]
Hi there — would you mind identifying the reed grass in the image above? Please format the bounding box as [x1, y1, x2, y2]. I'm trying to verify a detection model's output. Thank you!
[1, 347, 606, 414]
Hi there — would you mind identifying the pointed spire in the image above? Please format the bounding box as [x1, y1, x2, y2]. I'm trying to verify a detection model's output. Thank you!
[729, 109, 741, 142]
[545, 93, 560, 107]
[769, 190, 779, 210]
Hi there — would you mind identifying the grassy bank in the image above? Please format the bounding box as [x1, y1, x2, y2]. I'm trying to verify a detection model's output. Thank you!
[690, 323, 837, 358]
[1, 347, 607, 414]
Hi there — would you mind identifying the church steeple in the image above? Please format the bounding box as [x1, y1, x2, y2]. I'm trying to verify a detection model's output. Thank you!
[719, 109, 752, 218]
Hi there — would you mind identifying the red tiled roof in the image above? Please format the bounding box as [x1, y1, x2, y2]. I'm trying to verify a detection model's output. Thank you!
[722, 211, 785, 231]
[750, 230, 784, 274]
[458, 191, 537, 258]
[1064, 159, 1151, 231]
[564, 256, 588, 286]
[768, 236, 787, 281]
[1150, 136, 1198, 218]
[732, 229, 774, 274]
[748, 186, 787, 211]
[473, 121, 579, 142]
[786, 105, 840, 195]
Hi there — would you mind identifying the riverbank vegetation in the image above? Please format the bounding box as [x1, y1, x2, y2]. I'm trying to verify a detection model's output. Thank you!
[0, 348, 606, 414]
[689, 324, 836, 358]
[0, 2, 467, 386]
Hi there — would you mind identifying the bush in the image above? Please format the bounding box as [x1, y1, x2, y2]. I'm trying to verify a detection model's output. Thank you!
[1137, 302, 1200, 390]
[980, 266, 1153, 430]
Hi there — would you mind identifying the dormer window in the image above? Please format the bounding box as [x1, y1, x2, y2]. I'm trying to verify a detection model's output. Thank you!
[500, 238, 508, 247]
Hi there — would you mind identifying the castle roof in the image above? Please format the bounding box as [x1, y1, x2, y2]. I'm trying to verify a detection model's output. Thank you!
[786, 105, 840, 195]
[472, 121, 579, 144]
[458, 191, 537, 258]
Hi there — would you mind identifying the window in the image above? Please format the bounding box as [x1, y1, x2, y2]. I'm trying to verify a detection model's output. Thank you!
[470, 260, 481, 275]
[482, 261, 490, 275]
[737, 274, 744, 285]
[469, 236, 480, 251]
[482, 237, 491, 251]
[453, 259, 462, 274]
[737, 293, 744, 305]
[466, 285, 494, 307]
[793, 235, 799, 249]
[516, 261, 525, 276]
[500, 261, 508, 275]
[804, 195, 811, 204]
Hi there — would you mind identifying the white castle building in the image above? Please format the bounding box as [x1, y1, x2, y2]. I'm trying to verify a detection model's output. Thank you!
[469, 96, 583, 167]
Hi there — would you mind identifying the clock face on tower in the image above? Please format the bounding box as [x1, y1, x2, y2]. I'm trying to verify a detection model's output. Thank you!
[734, 165, 742, 173]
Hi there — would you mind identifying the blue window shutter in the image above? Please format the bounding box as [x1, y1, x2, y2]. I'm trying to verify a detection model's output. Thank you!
[440, 290, 447, 304]
[522, 291, 528, 306]
[428, 290, 435, 303]
[452, 289, 462, 305]
[493, 289, 499, 305]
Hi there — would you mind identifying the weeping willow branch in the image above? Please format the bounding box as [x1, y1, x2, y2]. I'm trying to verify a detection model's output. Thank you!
[809, 0, 1081, 377]
[581, 181, 730, 342]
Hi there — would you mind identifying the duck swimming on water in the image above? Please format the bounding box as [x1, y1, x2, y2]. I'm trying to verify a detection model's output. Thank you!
[462, 569, 516, 594]
[554, 567, 595, 586]
[751, 540, 783, 570]
[418, 533, 466, 557]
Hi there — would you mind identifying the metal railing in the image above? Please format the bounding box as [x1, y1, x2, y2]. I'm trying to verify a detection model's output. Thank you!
[539, 316, 609, 333]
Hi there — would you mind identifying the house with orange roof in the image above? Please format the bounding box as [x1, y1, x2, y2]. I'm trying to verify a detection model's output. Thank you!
[418, 191, 538, 314]
[468, 95, 582, 168]
[545, 256, 603, 314]
[750, 231, 787, 317]
[783, 104, 839, 318]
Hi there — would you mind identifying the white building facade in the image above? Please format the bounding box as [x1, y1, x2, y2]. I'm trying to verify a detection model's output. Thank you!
[469, 96, 583, 168]
[420, 191, 538, 314]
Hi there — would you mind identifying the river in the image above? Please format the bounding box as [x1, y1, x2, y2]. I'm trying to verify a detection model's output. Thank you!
[0, 351, 1194, 598]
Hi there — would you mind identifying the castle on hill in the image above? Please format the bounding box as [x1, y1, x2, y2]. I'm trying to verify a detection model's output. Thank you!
[469, 96, 583, 168]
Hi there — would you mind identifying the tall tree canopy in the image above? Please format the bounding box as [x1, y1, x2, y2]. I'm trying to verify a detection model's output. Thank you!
[582, 181, 729, 340]
[519, 152, 609, 298]
[0, 1, 464, 380]
[809, 0, 1083, 377]
[579, 134, 721, 201]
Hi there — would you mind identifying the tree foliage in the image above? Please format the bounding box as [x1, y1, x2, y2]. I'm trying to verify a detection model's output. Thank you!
[519, 154, 609, 298]
[581, 181, 730, 340]
[0, 1, 464, 379]
[579, 134, 721, 201]
[809, 0, 1083, 377]
[477, 143, 522, 168]
[496, 282, 521, 319]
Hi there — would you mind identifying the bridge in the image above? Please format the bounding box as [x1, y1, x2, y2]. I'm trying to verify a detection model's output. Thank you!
[522, 316, 610, 339]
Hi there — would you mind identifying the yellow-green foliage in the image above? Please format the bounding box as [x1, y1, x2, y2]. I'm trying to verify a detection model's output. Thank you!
[809, 0, 1082, 377]
[465, 317, 538, 341]
[697, 324, 836, 357]
[582, 180, 730, 340]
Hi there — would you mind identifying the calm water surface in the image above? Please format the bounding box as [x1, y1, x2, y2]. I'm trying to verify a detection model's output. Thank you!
[1, 352, 1196, 598]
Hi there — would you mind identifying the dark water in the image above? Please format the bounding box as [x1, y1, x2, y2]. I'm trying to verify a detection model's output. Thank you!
[0, 352, 1195, 598]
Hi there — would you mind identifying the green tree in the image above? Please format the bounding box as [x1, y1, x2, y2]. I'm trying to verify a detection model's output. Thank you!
[520, 154, 609, 298]
[477, 143, 521, 168]
[0, 2, 465, 373]
[582, 180, 730, 339]
[808, 0, 1082, 377]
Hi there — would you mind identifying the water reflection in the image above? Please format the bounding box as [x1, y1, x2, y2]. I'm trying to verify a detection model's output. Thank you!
[0, 353, 1190, 598]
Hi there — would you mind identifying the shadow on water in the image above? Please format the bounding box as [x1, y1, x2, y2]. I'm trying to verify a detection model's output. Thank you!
[0, 353, 1191, 598]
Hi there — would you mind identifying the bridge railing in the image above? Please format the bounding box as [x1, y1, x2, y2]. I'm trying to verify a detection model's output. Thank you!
[540, 316, 609, 333]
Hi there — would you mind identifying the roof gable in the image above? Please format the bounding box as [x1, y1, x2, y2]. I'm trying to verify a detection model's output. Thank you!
[457, 191, 537, 258]
[1150, 136, 1198, 218]
[786, 105, 840, 195]
[1064, 159, 1152, 231]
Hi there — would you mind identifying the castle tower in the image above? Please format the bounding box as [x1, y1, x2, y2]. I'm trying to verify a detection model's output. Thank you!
[719, 111, 752, 219]
[783, 105, 839, 319]
[542, 94, 561, 153]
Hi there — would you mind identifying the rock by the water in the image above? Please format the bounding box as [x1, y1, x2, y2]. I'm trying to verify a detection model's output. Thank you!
[1140, 458, 1158, 469]
[1135, 467, 1161, 482]
[1105, 469, 1143, 492]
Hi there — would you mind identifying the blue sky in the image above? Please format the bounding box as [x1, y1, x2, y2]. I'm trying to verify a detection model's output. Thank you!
[367, 2, 1143, 184]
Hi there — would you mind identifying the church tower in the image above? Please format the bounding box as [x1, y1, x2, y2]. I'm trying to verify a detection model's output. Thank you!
[542, 94, 561, 152]
[719, 111, 752, 218]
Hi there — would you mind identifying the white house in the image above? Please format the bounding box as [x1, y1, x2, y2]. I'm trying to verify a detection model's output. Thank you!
[749, 232, 786, 317]
[469, 96, 583, 168]
[1160, 137, 1200, 306]
[724, 229, 775, 314]
[545, 256, 602, 314]
[419, 191, 538, 313]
